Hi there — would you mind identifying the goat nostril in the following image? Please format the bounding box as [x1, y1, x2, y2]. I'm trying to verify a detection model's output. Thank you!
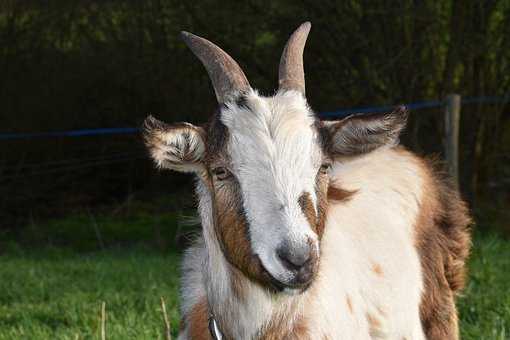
[276, 246, 311, 271]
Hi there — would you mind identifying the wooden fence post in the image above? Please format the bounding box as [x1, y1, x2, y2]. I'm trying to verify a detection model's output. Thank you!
[444, 94, 461, 189]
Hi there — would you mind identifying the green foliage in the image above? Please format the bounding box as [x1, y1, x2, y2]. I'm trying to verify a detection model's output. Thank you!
[1, 0, 509, 225]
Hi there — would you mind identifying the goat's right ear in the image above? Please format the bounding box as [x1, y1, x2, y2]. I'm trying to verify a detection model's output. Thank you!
[143, 115, 206, 173]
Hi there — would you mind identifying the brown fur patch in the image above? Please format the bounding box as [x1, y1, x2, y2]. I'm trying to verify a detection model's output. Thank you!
[211, 176, 273, 289]
[367, 312, 387, 338]
[186, 298, 212, 340]
[346, 295, 353, 314]
[298, 192, 318, 231]
[371, 263, 384, 277]
[401, 148, 472, 340]
[327, 182, 356, 202]
[204, 113, 229, 163]
[366, 312, 382, 329]
[314, 172, 330, 239]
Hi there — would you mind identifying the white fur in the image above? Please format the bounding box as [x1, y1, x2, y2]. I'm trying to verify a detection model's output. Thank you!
[306, 148, 425, 339]
[221, 89, 321, 283]
[150, 124, 205, 173]
[178, 90, 426, 339]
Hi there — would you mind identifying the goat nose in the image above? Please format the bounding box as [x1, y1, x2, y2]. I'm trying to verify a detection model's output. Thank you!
[276, 241, 312, 271]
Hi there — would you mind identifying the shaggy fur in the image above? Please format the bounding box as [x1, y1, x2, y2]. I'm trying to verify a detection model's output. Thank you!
[411, 152, 472, 340]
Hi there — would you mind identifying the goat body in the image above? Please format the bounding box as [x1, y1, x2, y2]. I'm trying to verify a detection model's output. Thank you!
[178, 147, 470, 340]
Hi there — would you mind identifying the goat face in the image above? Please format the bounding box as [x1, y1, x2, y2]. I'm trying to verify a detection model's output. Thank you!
[211, 89, 328, 292]
[143, 22, 407, 293]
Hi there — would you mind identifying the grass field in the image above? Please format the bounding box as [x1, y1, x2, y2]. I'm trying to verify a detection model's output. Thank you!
[0, 247, 181, 339]
[1, 217, 509, 339]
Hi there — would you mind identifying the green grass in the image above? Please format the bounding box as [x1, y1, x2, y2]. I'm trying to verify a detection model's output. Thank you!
[0, 248, 181, 339]
[0, 226, 509, 339]
[458, 231, 510, 339]
[12, 211, 182, 252]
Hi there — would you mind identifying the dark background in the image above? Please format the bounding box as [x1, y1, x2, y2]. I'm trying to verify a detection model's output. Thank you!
[1, 0, 509, 244]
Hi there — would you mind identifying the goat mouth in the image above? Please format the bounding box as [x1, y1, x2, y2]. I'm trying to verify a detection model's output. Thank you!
[256, 259, 286, 292]
[258, 260, 312, 294]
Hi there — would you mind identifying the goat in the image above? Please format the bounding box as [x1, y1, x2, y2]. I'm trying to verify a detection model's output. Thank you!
[143, 22, 472, 340]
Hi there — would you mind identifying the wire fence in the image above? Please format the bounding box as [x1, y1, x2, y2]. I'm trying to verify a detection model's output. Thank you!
[0, 127, 140, 141]
[0, 95, 508, 181]
[1, 95, 508, 141]
[0, 152, 147, 182]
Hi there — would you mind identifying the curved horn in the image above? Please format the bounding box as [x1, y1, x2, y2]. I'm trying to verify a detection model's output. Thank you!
[278, 22, 311, 95]
[181, 31, 250, 104]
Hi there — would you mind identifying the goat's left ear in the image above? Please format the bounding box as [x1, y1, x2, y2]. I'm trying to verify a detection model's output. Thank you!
[322, 106, 408, 156]
[143, 115, 206, 173]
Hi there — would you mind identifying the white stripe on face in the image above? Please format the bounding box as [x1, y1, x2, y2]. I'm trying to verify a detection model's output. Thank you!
[220, 89, 322, 285]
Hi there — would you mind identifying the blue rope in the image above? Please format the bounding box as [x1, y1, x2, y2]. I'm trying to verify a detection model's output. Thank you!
[0, 127, 140, 140]
[320, 99, 443, 118]
[320, 95, 508, 118]
[460, 96, 509, 104]
[1, 96, 507, 140]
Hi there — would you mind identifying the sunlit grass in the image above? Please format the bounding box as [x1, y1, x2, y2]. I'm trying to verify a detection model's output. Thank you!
[458, 231, 510, 340]
[0, 223, 509, 339]
[0, 248, 181, 339]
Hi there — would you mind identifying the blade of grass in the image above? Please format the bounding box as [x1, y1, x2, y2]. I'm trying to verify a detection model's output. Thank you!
[161, 296, 172, 340]
[101, 301, 106, 340]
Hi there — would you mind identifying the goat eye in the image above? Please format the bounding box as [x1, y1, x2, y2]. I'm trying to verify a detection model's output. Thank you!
[320, 163, 331, 174]
[212, 167, 231, 180]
